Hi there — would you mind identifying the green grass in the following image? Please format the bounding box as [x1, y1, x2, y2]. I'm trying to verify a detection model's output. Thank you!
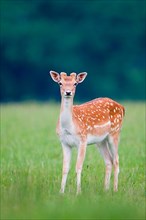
[1, 102, 145, 219]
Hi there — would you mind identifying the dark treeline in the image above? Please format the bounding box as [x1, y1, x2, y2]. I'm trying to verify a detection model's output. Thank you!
[0, 0, 145, 102]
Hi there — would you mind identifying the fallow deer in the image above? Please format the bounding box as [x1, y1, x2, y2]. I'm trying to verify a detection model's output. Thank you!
[50, 71, 125, 194]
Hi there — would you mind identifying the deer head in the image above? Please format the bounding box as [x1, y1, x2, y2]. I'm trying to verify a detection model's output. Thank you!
[50, 71, 87, 98]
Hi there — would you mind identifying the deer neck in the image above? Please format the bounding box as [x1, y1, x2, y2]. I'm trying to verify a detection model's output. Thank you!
[60, 97, 73, 130]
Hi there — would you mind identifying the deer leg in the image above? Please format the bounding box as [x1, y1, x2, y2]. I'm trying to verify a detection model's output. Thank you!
[97, 141, 113, 191]
[108, 134, 120, 192]
[113, 154, 119, 192]
[76, 141, 87, 194]
[60, 144, 72, 194]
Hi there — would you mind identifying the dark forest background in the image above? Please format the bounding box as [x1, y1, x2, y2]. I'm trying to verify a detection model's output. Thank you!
[0, 0, 145, 102]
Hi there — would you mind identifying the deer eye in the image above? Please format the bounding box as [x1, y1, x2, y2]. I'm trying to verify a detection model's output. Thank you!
[59, 82, 62, 86]
[74, 83, 78, 86]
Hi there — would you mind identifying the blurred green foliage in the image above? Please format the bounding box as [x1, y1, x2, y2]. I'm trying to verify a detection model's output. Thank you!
[0, 0, 145, 101]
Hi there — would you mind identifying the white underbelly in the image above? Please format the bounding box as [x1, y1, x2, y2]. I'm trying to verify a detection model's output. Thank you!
[59, 129, 108, 147]
[87, 133, 108, 145]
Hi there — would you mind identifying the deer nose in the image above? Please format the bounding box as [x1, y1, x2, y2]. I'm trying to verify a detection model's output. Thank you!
[65, 91, 72, 96]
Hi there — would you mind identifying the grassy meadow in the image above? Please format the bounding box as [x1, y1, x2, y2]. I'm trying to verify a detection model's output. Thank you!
[1, 101, 145, 219]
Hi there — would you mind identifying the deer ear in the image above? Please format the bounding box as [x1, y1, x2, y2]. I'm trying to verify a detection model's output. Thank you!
[77, 72, 87, 83]
[50, 71, 60, 83]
